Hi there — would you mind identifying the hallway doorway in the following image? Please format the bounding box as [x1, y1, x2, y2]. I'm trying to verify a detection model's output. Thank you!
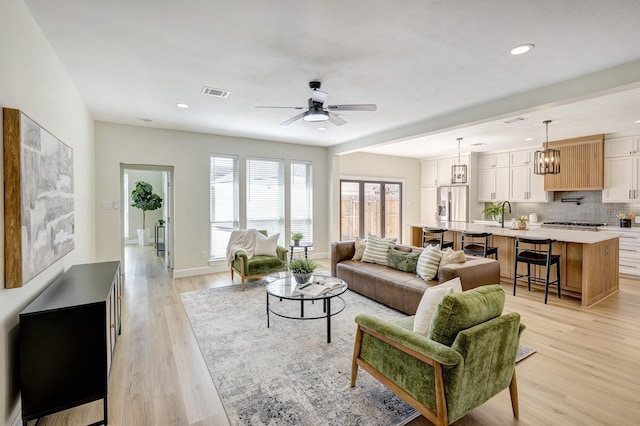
[121, 164, 174, 271]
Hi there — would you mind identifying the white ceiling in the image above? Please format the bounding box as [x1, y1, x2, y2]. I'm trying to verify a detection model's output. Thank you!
[23, 0, 640, 159]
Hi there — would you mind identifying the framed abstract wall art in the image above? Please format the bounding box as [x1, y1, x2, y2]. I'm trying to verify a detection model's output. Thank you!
[3, 108, 74, 289]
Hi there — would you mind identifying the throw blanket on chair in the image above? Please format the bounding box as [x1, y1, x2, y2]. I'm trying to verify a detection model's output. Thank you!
[226, 229, 258, 266]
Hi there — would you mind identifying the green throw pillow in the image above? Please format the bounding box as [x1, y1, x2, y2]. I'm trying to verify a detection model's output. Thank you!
[387, 248, 420, 273]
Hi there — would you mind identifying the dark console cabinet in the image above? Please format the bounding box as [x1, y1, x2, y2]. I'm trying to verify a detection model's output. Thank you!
[19, 261, 122, 426]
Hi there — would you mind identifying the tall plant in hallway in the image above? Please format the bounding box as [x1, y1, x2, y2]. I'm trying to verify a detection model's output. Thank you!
[131, 181, 163, 245]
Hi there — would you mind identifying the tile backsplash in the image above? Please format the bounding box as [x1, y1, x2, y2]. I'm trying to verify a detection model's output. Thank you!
[485, 191, 639, 226]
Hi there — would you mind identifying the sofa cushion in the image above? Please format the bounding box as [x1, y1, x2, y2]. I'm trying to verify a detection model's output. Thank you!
[352, 236, 367, 261]
[387, 248, 420, 273]
[416, 245, 443, 281]
[362, 235, 397, 266]
[440, 248, 467, 266]
[427, 284, 505, 347]
[246, 255, 286, 275]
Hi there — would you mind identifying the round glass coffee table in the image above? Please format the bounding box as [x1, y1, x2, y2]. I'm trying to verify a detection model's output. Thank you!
[265, 273, 348, 343]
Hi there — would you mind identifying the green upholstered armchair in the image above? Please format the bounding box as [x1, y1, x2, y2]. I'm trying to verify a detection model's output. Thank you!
[351, 285, 525, 425]
[230, 231, 288, 291]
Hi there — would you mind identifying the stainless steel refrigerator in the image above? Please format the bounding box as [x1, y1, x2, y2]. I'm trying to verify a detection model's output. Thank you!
[437, 186, 469, 222]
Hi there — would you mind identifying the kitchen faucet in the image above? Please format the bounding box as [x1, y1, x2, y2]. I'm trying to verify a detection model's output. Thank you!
[499, 201, 512, 228]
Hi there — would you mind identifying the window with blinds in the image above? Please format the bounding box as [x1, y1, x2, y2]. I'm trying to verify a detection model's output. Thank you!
[247, 158, 284, 245]
[291, 161, 313, 243]
[210, 155, 239, 259]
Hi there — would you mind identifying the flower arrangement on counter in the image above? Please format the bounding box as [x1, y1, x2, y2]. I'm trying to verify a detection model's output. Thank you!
[617, 213, 635, 219]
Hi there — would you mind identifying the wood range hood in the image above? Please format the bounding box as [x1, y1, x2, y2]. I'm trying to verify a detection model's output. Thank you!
[543, 134, 604, 191]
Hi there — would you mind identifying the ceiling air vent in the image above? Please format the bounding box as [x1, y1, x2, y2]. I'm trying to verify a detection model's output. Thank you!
[504, 116, 526, 124]
[201, 86, 230, 98]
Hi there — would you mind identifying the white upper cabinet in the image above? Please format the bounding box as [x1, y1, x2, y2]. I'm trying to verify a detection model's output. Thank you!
[510, 165, 548, 202]
[510, 149, 535, 166]
[479, 152, 509, 169]
[604, 136, 639, 158]
[479, 167, 509, 202]
[421, 159, 438, 187]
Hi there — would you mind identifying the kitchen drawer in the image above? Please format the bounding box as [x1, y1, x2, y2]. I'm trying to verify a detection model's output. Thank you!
[620, 254, 640, 276]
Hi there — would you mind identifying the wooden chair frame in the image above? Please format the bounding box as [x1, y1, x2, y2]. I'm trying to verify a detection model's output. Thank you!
[351, 324, 519, 426]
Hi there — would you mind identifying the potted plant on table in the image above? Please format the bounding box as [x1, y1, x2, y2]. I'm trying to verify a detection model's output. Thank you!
[291, 232, 304, 246]
[130, 181, 163, 245]
[483, 203, 507, 222]
[289, 258, 317, 284]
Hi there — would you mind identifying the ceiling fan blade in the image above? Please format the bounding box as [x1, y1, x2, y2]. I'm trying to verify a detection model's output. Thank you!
[328, 113, 347, 126]
[280, 112, 305, 126]
[311, 90, 328, 104]
[327, 104, 377, 111]
[256, 106, 305, 109]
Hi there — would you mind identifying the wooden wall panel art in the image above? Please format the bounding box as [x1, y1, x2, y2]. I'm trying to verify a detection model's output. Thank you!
[3, 108, 74, 288]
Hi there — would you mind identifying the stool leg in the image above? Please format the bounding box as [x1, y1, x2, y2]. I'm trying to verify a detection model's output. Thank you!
[557, 262, 561, 299]
[513, 259, 518, 296]
[544, 263, 551, 304]
[526, 263, 531, 292]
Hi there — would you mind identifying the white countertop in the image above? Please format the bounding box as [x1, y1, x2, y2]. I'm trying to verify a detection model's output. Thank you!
[412, 222, 621, 244]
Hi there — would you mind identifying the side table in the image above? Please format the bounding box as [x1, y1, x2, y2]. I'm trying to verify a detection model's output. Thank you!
[289, 242, 313, 262]
[155, 224, 166, 256]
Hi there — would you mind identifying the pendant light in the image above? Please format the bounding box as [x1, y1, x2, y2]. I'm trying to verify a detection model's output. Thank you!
[534, 120, 560, 175]
[451, 138, 467, 184]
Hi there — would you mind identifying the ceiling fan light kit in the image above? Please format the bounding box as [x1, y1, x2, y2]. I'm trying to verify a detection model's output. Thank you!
[451, 137, 468, 184]
[534, 120, 561, 175]
[256, 81, 376, 127]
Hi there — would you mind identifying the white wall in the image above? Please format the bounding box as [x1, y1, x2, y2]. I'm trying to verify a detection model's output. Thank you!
[0, 1, 96, 423]
[331, 152, 421, 244]
[94, 122, 330, 276]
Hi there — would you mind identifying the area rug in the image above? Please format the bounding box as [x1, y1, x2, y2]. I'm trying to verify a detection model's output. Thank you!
[516, 344, 536, 363]
[180, 281, 418, 426]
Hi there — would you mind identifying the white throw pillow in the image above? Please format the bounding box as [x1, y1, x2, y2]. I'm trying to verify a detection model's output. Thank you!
[416, 245, 443, 281]
[413, 286, 454, 335]
[254, 232, 279, 257]
[439, 248, 467, 267]
[361, 235, 397, 266]
[412, 277, 463, 336]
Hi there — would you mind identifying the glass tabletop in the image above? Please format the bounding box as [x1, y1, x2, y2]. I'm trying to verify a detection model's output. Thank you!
[265, 272, 347, 300]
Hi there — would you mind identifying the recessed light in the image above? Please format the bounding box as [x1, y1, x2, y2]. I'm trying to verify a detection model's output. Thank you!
[176, 103, 189, 109]
[318, 127, 327, 131]
[635, 119, 640, 123]
[525, 137, 534, 141]
[510, 44, 534, 55]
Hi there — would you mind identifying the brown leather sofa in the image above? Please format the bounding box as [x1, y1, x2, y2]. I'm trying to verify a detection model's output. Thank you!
[331, 240, 500, 315]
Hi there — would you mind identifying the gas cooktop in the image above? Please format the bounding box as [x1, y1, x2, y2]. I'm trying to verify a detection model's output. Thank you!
[541, 221, 606, 231]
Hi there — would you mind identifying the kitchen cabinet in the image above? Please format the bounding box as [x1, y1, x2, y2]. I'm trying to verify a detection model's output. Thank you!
[437, 155, 469, 186]
[510, 149, 535, 166]
[617, 228, 640, 277]
[604, 136, 640, 158]
[602, 136, 640, 202]
[421, 159, 438, 187]
[544, 136, 604, 191]
[479, 167, 509, 201]
[510, 165, 548, 202]
[479, 152, 509, 169]
[420, 186, 438, 223]
[19, 261, 122, 426]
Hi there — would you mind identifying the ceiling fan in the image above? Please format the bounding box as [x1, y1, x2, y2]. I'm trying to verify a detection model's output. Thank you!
[256, 81, 377, 126]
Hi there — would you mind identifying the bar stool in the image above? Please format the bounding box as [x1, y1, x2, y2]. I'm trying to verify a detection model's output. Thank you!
[461, 232, 498, 259]
[422, 227, 454, 249]
[513, 236, 561, 304]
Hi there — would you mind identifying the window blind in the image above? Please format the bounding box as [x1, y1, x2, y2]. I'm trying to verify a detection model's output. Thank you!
[247, 158, 284, 244]
[210, 155, 239, 259]
[291, 161, 313, 243]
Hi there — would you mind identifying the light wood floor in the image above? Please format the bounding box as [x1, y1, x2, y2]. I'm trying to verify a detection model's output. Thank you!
[38, 245, 640, 425]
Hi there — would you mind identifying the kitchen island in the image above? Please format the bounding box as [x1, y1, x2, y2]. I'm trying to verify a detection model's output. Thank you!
[409, 223, 619, 307]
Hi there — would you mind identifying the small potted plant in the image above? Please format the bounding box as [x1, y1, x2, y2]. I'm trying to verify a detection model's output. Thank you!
[517, 215, 528, 230]
[289, 258, 317, 284]
[291, 232, 304, 246]
[483, 203, 507, 222]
